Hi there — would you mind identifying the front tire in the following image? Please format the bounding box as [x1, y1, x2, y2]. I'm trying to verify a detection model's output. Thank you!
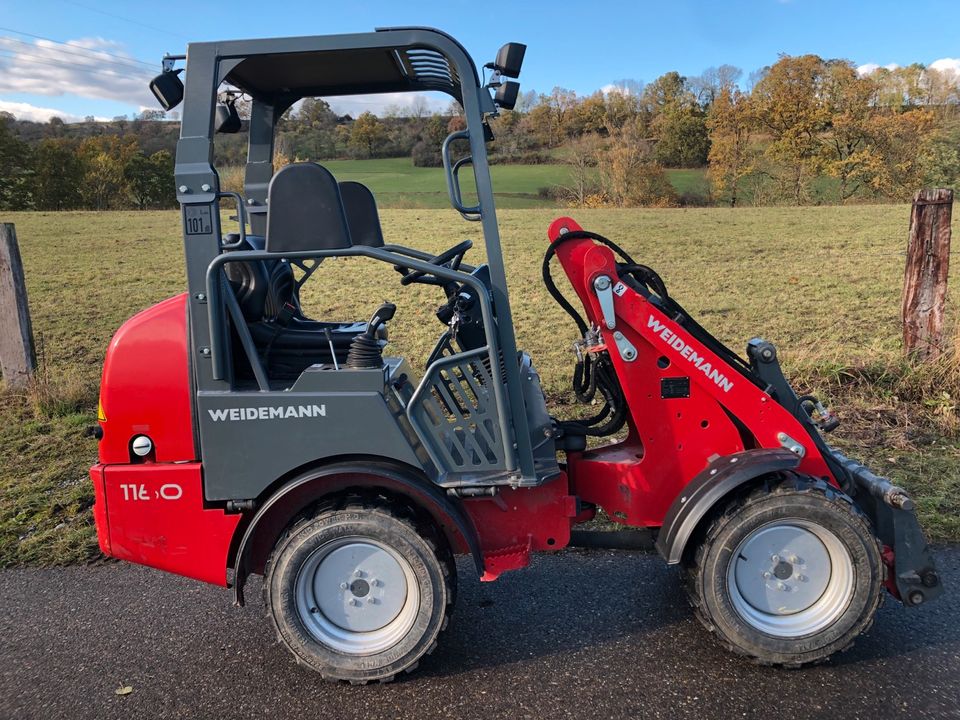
[685, 475, 882, 666]
[265, 499, 452, 683]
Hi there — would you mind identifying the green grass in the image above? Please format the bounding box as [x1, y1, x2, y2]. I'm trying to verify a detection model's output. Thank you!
[304, 157, 708, 208]
[1, 205, 957, 566]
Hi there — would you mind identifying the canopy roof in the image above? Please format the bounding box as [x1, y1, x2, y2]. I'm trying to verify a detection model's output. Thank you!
[218, 27, 477, 104]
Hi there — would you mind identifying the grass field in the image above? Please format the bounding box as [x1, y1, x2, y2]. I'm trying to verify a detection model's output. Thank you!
[292, 157, 708, 208]
[1, 205, 958, 567]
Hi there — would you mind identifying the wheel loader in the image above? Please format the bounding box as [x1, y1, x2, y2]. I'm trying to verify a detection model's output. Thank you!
[90, 27, 942, 682]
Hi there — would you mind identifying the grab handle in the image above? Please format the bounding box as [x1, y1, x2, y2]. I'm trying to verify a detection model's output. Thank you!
[441, 130, 481, 220]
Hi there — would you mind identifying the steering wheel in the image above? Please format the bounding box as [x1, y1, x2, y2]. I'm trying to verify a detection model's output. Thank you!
[398, 239, 473, 286]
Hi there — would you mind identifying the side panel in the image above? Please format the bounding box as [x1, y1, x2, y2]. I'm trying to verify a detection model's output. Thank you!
[197, 391, 423, 501]
[97, 293, 195, 464]
[101, 463, 240, 586]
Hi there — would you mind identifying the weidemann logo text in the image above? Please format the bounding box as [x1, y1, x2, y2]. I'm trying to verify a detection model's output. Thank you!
[208, 405, 326, 421]
[646, 316, 734, 392]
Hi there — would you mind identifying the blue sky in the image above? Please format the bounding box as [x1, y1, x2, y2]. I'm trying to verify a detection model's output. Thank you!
[1, 0, 958, 121]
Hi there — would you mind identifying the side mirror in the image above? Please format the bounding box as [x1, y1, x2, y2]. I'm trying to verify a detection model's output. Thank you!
[494, 81, 520, 110]
[494, 43, 526, 78]
[149, 69, 184, 111]
[215, 102, 242, 134]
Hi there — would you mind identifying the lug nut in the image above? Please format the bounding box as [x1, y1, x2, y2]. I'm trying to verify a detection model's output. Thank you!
[349, 598, 360, 607]
[777, 582, 789, 592]
[790, 555, 801, 564]
[367, 597, 378, 605]
[762, 571, 772, 579]
[797, 575, 807, 582]
[354, 569, 364, 578]
[771, 554, 780, 563]
[339, 582, 348, 590]
[373, 579, 383, 587]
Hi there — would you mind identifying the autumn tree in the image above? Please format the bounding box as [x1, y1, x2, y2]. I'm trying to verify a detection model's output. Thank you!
[707, 86, 755, 206]
[348, 112, 388, 158]
[560, 133, 602, 205]
[819, 61, 879, 201]
[751, 54, 831, 204]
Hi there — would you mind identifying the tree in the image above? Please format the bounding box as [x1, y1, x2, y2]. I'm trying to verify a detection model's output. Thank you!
[544, 87, 578, 144]
[751, 55, 831, 204]
[125, 150, 175, 209]
[819, 61, 879, 201]
[77, 136, 138, 210]
[597, 137, 677, 207]
[707, 86, 755, 206]
[654, 107, 709, 167]
[0, 113, 34, 210]
[689, 65, 743, 106]
[348, 112, 388, 158]
[559, 133, 601, 205]
[32, 138, 83, 210]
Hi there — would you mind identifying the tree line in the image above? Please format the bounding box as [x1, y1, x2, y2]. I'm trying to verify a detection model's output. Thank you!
[0, 113, 175, 210]
[0, 53, 957, 211]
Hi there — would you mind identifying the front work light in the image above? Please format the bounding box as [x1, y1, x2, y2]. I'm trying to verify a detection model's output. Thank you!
[149, 69, 184, 111]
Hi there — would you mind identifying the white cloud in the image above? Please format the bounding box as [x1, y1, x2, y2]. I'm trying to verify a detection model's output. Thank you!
[0, 36, 156, 108]
[327, 92, 448, 118]
[929, 57, 960, 75]
[600, 83, 629, 96]
[0, 99, 109, 122]
[856, 62, 900, 76]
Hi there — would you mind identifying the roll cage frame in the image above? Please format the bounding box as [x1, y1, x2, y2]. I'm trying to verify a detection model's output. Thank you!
[173, 27, 538, 485]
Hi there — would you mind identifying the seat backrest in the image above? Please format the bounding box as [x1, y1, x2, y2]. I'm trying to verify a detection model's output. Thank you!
[339, 181, 385, 248]
[266, 162, 352, 253]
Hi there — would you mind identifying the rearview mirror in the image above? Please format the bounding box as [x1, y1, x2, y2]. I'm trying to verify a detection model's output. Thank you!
[215, 102, 242, 134]
[494, 43, 526, 78]
[149, 69, 184, 111]
[495, 81, 520, 110]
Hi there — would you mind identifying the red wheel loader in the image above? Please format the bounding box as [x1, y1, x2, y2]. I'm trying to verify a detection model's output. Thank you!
[90, 27, 941, 682]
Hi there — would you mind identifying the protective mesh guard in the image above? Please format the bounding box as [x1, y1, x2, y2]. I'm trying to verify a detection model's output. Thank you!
[408, 349, 505, 474]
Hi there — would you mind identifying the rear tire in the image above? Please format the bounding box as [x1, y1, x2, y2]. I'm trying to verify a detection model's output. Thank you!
[264, 499, 452, 683]
[684, 474, 882, 667]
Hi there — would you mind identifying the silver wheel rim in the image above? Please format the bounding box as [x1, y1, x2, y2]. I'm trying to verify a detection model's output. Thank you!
[727, 519, 854, 638]
[295, 537, 420, 655]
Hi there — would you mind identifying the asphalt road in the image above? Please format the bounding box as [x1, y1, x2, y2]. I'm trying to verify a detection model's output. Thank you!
[1, 547, 957, 720]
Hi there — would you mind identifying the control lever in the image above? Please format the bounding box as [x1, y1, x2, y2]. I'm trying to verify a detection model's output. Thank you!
[346, 302, 396, 369]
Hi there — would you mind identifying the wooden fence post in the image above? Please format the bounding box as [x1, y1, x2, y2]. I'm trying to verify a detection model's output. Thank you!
[902, 189, 953, 360]
[0, 223, 36, 388]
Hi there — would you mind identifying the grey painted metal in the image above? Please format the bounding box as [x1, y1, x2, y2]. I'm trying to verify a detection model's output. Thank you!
[727, 520, 855, 637]
[174, 27, 535, 485]
[0, 224, 35, 389]
[407, 347, 505, 478]
[656, 449, 802, 564]
[204, 245, 519, 480]
[197, 388, 423, 500]
[295, 537, 420, 654]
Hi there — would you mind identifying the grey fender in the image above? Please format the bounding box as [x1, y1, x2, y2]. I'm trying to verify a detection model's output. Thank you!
[655, 449, 801, 565]
[230, 460, 483, 605]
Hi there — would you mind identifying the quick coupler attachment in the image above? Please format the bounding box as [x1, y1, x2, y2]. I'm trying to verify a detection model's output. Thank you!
[830, 448, 942, 606]
[832, 450, 914, 510]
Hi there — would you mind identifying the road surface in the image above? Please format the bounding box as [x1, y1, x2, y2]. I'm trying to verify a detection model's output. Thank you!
[1, 548, 957, 720]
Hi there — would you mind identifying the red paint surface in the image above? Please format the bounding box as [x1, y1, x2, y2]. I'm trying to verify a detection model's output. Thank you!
[549, 217, 838, 530]
[99, 463, 240, 586]
[97, 293, 194, 464]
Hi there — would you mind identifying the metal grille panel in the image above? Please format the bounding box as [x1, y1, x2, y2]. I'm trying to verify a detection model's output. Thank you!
[408, 350, 504, 474]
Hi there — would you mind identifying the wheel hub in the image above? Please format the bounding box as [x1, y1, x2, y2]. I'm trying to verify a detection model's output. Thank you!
[295, 537, 419, 654]
[727, 520, 854, 637]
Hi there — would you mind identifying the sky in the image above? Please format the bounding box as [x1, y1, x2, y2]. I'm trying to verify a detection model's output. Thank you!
[0, 0, 958, 122]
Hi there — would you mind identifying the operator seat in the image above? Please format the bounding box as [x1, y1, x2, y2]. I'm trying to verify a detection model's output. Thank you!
[225, 164, 386, 380]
